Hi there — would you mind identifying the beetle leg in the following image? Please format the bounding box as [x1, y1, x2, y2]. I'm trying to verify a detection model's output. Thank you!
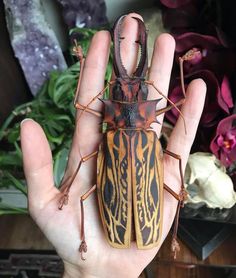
[74, 81, 115, 160]
[154, 49, 201, 127]
[164, 183, 181, 201]
[75, 81, 114, 110]
[145, 80, 186, 133]
[72, 40, 114, 118]
[155, 98, 185, 117]
[75, 81, 115, 135]
[79, 184, 97, 260]
[163, 150, 185, 200]
[163, 149, 187, 259]
[75, 103, 102, 118]
[58, 151, 98, 210]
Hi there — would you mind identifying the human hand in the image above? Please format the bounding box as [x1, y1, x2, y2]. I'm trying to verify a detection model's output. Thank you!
[20, 13, 206, 278]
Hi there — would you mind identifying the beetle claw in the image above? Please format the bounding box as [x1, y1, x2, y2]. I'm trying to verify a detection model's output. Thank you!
[58, 194, 69, 210]
[171, 238, 180, 259]
[79, 240, 87, 260]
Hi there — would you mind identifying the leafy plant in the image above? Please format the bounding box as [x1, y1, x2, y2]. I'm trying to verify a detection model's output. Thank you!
[0, 28, 113, 214]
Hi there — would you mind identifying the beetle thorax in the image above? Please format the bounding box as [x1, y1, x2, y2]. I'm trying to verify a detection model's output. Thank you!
[102, 99, 159, 129]
[112, 78, 148, 102]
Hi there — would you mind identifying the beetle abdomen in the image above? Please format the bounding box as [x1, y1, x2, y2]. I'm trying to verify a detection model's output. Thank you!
[97, 129, 163, 249]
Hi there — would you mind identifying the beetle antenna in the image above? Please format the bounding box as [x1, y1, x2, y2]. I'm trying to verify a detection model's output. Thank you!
[179, 48, 201, 98]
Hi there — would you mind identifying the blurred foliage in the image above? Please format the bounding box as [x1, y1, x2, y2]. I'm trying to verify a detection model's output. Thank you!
[0, 27, 113, 214]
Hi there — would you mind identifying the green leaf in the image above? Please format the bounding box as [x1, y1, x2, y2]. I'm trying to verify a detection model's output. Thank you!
[0, 210, 27, 215]
[0, 150, 22, 168]
[0, 202, 27, 214]
[53, 145, 70, 187]
[48, 71, 60, 100]
[4, 172, 27, 195]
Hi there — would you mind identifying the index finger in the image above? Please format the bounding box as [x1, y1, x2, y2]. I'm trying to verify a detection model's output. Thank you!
[64, 31, 111, 181]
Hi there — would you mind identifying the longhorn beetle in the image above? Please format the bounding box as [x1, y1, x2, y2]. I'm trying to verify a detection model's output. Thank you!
[58, 15, 197, 260]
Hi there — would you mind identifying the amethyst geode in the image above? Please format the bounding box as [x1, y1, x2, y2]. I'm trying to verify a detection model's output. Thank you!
[3, 0, 67, 95]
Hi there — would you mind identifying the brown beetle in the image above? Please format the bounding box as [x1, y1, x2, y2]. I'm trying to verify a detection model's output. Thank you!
[58, 15, 193, 260]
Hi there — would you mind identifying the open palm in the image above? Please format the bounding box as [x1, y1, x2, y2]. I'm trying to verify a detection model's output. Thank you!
[20, 13, 206, 278]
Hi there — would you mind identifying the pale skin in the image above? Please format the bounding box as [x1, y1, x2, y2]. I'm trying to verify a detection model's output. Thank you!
[20, 13, 206, 278]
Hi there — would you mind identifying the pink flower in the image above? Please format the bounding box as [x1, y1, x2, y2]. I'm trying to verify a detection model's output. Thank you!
[165, 32, 234, 128]
[210, 115, 236, 167]
[174, 32, 236, 76]
[166, 70, 233, 127]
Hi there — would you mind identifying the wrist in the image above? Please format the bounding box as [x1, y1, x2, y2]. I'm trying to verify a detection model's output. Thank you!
[63, 270, 138, 278]
[63, 261, 83, 278]
[63, 260, 140, 278]
[63, 262, 102, 278]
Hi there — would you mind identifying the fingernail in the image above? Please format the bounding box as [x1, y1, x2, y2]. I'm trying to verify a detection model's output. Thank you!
[20, 118, 34, 127]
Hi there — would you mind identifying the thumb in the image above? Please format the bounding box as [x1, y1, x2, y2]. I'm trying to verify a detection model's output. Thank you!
[20, 119, 59, 212]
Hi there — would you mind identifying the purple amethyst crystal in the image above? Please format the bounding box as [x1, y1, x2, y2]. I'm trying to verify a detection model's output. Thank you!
[3, 0, 67, 95]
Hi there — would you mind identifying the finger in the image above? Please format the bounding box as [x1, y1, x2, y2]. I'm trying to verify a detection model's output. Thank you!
[166, 78, 207, 170]
[20, 119, 59, 211]
[67, 31, 111, 176]
[161, 79, 206, 240]
[78, 30, 111, 111]
[148, 33, 176, 136]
